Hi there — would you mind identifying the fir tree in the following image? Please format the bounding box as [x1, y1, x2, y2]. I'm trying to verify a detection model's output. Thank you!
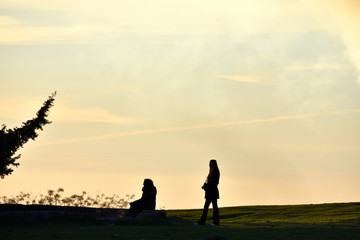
[0, 92, 56, 178]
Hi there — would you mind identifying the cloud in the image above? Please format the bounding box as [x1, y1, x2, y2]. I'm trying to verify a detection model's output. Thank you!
[216, 74, 268, 85]
[0, 16, 20, 27]
[38, 108, 360, 145]
[216, 74, 292, 86]
[0, 0, 335, 44]
[0, 96, 140, 124]
[51, 104, 140, 124]
[216, 63, 354, 86]
[0, 95, 47, 121]
[328, 0, 360, 83]
[0, 18, 118, 44]
[287, 64, 354, 71]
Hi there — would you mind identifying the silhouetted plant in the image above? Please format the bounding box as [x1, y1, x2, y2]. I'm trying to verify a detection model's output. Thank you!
[0, 92, 56, 178]
[0, 188, 135, 209]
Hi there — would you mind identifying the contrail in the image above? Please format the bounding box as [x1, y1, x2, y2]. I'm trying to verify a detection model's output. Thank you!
[38, 108, 360, 146]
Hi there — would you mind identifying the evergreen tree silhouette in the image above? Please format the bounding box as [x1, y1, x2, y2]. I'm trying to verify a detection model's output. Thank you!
[0, 92, 56, 178]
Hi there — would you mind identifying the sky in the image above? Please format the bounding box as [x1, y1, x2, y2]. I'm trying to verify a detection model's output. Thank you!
[1, 0, 360, 209]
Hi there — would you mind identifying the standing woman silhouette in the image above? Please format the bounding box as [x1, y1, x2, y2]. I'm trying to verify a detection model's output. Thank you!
[197, 159, 220, 225]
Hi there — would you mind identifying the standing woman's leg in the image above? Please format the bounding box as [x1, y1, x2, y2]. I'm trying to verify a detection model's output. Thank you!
[212, 199, 219, 225]
[198, 199, 211, 224]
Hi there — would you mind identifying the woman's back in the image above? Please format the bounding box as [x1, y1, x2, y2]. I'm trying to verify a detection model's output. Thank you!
[142, 179, 157, 210]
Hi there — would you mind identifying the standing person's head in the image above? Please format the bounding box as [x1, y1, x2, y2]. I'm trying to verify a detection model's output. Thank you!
[207, 159, 220, 182]
[209, 159, 218, 169]
[208, 159, 219, 175]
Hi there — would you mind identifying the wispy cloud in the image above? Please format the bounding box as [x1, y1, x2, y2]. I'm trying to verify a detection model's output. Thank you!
[0, 18, 117, 44]
[216, 74, 280, 85]
[0, 0, 335, 44]
[287, 63, 355, 71]
[0, 97, 140, 124]
[38, 108, 360, 146]
[326, 0, 360, 83]
[51, 105, 140, 124]
[217, 74, 267, 85]
[217, 62, 355, 86]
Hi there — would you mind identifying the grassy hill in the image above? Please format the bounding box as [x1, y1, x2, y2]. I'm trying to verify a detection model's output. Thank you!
[168, 202, 360, 227]
[2, 202, 360, 240]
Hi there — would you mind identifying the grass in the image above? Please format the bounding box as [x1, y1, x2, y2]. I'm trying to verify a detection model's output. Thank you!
[2, 202, 360, 240]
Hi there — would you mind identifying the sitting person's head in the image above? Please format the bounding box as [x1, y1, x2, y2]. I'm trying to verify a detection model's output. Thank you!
[143, 178, 154, 188]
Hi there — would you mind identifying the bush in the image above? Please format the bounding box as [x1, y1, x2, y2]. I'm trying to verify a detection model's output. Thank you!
[0, 188, 135, 209]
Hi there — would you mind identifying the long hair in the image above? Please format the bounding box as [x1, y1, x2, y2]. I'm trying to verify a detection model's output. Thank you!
[207, 159, 220, 183]
[144, 178, 154, 188]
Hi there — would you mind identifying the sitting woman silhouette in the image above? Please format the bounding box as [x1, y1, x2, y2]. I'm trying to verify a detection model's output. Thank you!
[197, 159, 220, 225]
[126, 179, 157, 217]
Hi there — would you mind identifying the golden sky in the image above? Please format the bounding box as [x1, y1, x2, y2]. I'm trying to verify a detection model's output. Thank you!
[1, 0, 360, 209]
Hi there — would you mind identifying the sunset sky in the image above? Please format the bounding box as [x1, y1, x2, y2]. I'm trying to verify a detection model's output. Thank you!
[1, 0, 360, 209]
